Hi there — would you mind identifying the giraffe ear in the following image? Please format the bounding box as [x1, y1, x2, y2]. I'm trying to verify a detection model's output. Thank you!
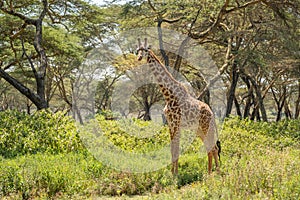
[144, 38, 148, 48]
[135, 44, 139, 55]
[147, 45, 152, 50]
[137, 38, 142, 47]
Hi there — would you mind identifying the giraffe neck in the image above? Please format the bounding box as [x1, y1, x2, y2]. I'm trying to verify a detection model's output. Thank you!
[147, 50, 189, 103]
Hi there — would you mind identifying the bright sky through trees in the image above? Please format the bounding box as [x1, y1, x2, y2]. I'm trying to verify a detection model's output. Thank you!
[91, 0, 105, 5]
[91, 0, 128, 6]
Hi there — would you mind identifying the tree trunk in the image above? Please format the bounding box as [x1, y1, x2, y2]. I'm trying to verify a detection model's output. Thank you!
[34, 19, 47, 108]
[255, 91, 267, 121]
[225, 62, 239, 117]
[0, 0, 48, 110]
[198, 89, 210, 106]
[295, 79, 300, 119]
[157, 19, 169, 68]
[241, 76, 253, 119]
[0, 68, 47, 110]
[72, 103, 83, 124]
[276, 103, 284, 122]
[271, 87, 285, 122]
[234, 96, 242, 117]
[173, 36, 190, 78]
[143, 109, 151, 121]
[243, 94, 252, 119]
[284, 100, 292, 119]
[251, 102, 261, 121]
[248, 76, 268, 122]
[143, 101, 151, 121]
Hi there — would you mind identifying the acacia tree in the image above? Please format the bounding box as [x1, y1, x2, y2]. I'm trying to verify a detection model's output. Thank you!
[0, 0, 49, 109]
[116, 0, 265, 119]
[1, 0, 298, 121]
[0, 0, 108, 111]
[116, 0, 299, 121]
[233, 0, 300, 121]
[130, 83, 163, 121]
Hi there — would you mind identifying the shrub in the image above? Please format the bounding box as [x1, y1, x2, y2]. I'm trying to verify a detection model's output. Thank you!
[0, 153, 96, 199]
[0, 110, 84, 158]
[0, 114, 299, 199]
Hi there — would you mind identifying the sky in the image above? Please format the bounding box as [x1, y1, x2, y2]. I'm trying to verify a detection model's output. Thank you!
[90, 0, 106, 6]
[90, 0, 128, 6]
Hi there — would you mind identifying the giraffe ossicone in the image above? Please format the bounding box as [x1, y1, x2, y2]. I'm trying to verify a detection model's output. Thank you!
[136, 38, 221, 174]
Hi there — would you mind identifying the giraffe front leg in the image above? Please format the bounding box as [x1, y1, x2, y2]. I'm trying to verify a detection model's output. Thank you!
[170, 131, 180, 175]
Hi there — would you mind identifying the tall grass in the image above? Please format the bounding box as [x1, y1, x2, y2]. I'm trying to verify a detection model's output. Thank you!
[0, 111, 299, 199]
[150, 117, 300, 200]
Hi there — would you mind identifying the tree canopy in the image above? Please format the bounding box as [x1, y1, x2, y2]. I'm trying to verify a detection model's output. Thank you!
[0, 0, 299, 121]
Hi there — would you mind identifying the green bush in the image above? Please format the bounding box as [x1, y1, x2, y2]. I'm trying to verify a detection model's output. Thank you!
[151, 117, 300, 200]
[0, 113, 299, 199]
[0, 110, 83, 158]
[95, 115, 170, 153]
[0, 153, 96, 199]
[0, 152, 178, 199]
[222, 117, 300, 153]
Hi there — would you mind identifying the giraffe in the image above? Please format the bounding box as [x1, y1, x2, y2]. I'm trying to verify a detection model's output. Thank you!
[136, 38, 221, 174]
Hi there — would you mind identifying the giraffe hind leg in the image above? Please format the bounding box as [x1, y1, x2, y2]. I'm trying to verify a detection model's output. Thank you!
[208, 151, 213, 174]
[171, 159, 179, 175]
[208, 146, 220, 174]
[213, 147, 220, 173]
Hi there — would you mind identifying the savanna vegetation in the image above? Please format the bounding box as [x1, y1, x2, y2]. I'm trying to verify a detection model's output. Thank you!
[0, 111, 299, 199]
[0, 0, 299, 199]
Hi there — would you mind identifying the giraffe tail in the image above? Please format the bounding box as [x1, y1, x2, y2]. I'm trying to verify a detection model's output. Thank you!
[216, 140, 221, 165]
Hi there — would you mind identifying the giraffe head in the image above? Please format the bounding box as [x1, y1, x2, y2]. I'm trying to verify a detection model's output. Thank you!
[136, 38, 151, 61]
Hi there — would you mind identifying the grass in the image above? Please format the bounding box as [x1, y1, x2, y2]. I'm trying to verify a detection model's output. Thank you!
[0, 113, 299, 199]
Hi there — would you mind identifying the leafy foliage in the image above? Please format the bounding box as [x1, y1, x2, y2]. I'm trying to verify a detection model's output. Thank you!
[96, 115, 169, 152]
[0, 110, 83, 158]
[0, 113, 299, 199]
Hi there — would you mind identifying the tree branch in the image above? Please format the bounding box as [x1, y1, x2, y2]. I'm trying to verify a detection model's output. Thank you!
[147, 0, 156, 12]
[0, 68, 43, 105]
[198, 36, 233, 99]
[21, 37, 38, 81]
[161, 17, 183, 24]
[189, 7, 202, 34]
[0, 0, 49, 109]
[190, 0, 229, 39]
[10, 23, 28, 39]
[0, 6, 36, 25]
[3, 60, 18, 71]
[190, 0, 262, 39]
[226, 0, 262, 13]
[40, 0, 48, 20]
[261, 0, 290, 27]
[173, 36, 191, 75]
